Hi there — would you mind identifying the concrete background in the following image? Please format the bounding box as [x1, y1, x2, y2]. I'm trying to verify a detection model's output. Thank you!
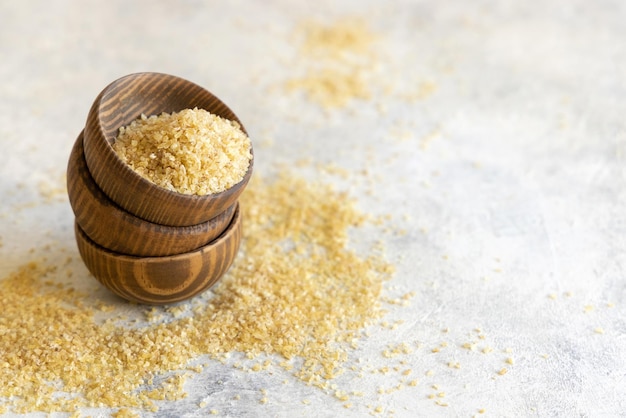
[0, 1, 625, 416]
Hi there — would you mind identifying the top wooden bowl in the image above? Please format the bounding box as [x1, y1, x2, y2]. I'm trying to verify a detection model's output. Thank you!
[83, 72, 253, 227]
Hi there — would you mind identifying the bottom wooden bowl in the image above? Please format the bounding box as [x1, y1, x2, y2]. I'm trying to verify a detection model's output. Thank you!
[75, 204, 242, 305]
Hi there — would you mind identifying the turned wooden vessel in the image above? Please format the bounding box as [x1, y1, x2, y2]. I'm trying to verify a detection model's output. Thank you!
[75, 204, 242, 305]
[67, 132, 236, 257]
[69, 72, 252, 304]
[82, 72, 253, 227]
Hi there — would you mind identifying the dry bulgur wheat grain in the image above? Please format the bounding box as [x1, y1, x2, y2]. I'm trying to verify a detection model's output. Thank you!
[300, 18, 375, 57]
[0, 172, 393, 413]
[286, 18, 378, 109]
[113, 108, 252, 195]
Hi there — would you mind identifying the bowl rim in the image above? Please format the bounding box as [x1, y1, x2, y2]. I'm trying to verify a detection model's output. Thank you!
[77, 202, 241, 263]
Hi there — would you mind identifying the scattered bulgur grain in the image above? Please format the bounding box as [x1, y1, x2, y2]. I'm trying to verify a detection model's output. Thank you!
[335, 390, 349, 401]
[113, 408, 140, 418]
[286, 18, 379, 109]
[0, 172, 394, 414]
[113, 108, 252, 195]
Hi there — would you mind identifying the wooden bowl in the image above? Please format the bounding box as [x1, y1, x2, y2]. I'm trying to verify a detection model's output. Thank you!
[75, 203, 242, 305]
[67, 131, 236, 257]
[83, 72, 253, 227]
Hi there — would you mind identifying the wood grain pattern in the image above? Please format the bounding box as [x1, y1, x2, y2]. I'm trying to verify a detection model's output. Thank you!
[67, 132, 236, 257]
[75, 204, 242, 305]
[82, 72, 253, 227]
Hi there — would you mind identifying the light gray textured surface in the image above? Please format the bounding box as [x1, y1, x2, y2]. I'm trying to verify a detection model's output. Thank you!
[0, 0, 625, 417]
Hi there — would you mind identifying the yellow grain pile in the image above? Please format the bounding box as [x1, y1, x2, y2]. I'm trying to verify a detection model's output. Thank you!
[113, 108, 252, 195]
[286, 18, 379, 108]
[0, 172, 393, 414]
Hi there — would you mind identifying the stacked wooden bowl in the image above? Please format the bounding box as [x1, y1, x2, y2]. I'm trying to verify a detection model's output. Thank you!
[67, 73, 253, 305]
